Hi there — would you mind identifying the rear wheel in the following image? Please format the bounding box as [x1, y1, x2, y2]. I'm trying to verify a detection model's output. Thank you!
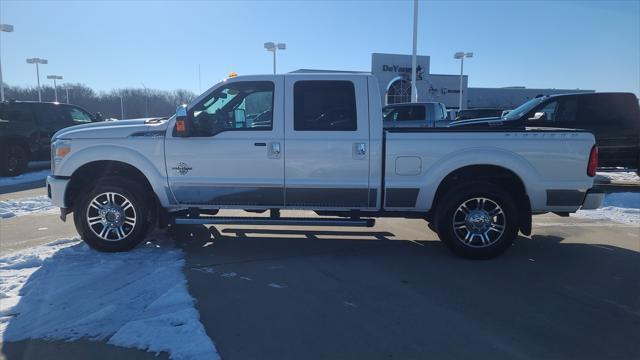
[435, 182, 519, 259]
[0, 143, 29, 176]
[73, 177, 151, 252]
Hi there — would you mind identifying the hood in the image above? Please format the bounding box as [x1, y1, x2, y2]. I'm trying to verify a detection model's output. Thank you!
[448, 116, 505, 127]
[53, 117, 170, 140]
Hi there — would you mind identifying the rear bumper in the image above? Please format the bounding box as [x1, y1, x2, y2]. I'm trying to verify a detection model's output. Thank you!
[580, 189, 604, 210]
[46, 175, 70, 208]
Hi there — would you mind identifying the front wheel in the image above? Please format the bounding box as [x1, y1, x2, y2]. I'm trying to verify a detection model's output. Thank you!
[435, 182, 519, 259]
[73, 177, 151, 252]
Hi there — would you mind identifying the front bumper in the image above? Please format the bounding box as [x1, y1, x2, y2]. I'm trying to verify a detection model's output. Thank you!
[46, 175, 70, 208]
[580, 189, 604, 210]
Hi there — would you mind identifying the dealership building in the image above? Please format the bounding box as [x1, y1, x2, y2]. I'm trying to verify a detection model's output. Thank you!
[295, 53, 593, 110]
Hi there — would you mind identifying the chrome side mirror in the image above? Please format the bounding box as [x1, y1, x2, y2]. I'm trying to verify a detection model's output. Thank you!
[529, 112, 547, 121]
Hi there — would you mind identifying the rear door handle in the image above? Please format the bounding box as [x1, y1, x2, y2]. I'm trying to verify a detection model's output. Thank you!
[353, 142, 366, 159]
[254, 142, 266, 147]
[268, 142, 281, 159]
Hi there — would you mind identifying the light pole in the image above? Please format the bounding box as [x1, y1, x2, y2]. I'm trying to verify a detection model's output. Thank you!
[410, 0, 418, 103]
[120, 95, 125, 120]
[141, 82, 149, 117]
[64, 84, 70, 104]
[264, 42, 286, 74]
[47, 75, 63, 102]
[0, 24, 14, 102]
[26, 58, 48, 102]
[454, 52, 473, 111]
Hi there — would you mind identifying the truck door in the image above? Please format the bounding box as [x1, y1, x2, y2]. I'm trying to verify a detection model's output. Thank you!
[283, 76, 372, 209]
[164, 77, 285, 207]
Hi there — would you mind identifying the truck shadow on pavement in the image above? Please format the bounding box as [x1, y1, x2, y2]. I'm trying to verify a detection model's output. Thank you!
[173, 224, 640, 360]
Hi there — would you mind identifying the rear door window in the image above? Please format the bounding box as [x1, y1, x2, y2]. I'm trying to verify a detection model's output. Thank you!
[2, 103, 36, 123]
[294, 81, 357, 131]
[396, 105, 425, 121]
[556, 97, 577, 124]
[579, 93, 639, 129]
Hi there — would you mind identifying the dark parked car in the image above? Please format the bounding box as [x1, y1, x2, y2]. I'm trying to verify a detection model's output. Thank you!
[0, 101, 102, 175]
[449, 92, 640, 172]
[455, 108, 504, 120]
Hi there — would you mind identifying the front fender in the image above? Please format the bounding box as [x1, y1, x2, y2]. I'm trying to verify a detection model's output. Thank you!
[56, 142, 174, 206]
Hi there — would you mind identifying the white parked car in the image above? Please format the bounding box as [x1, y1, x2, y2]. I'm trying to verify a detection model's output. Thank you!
[47, 73, 602, 259]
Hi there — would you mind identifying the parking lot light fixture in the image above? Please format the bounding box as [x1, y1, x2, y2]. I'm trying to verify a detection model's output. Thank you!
[47, 75, 63, 102]
[26, 57, 48, 102]
[454, 52, 473, 111]
[0, 24, 14, 102]
[264, 42, 286, 74]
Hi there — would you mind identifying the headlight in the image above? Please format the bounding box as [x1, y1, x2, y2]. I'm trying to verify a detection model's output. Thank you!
[51, 139, 71, 173]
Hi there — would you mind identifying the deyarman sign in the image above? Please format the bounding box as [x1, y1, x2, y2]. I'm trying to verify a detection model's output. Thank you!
[371, 53, 431, 103]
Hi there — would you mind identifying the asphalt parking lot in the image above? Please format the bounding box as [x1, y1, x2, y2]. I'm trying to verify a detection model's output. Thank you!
[1, 184, 639, 359]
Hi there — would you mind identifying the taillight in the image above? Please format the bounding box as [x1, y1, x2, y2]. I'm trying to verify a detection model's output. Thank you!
[587, 145, 598, 177]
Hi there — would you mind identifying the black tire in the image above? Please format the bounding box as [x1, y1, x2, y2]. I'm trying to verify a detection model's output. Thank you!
[73, 176, 152, 252]
[0, 143, 29, 176]
[435, 182, 519, 259]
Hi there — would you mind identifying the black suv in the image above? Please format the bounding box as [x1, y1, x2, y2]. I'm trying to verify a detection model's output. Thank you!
[450, 93, 640, 171]
[0, 101, 101, 175]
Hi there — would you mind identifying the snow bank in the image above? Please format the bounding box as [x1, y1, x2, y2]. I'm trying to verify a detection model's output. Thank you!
[573, 192, 640, 225]
[0, 195, 56, 219]
[595, 171, 640, 183]
[0, 236, 218, 360]
[0, 169, 50, 187]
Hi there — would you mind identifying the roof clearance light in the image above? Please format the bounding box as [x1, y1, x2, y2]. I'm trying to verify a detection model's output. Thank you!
[228, 72, 237, 78]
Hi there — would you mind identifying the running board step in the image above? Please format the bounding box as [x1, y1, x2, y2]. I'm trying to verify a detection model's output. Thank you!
[172, 216, 375, 227]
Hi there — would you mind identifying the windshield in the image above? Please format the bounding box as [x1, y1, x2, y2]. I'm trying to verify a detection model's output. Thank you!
[503, 97, 545, 120]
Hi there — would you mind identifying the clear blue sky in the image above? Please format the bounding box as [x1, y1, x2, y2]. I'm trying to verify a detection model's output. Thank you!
[1, 0, 639, 96]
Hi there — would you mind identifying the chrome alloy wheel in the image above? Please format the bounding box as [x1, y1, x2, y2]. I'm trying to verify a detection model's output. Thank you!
[452, 197, 506, 248]
[86, 192, 137, 241]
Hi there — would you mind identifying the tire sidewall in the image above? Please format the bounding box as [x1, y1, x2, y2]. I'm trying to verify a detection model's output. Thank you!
[74, 178, 150, 252]
[0, 144, 29, 176]
[436, 182, 519, 259]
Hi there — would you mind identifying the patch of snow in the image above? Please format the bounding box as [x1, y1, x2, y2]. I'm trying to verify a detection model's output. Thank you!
[268, 283, 287, 289]
[595, 171, 640, 183]
[573, 192, 640, 225]
[0, 195, 56, 219]
[192, 266, 217, 274]
[0, 235, 218, 360]
[0, 169, 50, 187]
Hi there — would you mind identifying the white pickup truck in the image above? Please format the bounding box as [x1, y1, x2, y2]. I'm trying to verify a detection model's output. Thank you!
[46, 73, 602, 259]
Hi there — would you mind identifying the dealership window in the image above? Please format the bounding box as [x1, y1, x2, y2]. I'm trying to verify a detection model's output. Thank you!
[386, 79, 411, 104]
[294, 80, 357, 131]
